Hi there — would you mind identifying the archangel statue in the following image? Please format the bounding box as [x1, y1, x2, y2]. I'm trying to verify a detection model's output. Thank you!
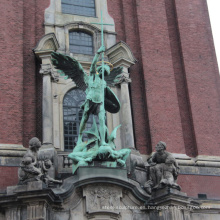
[51, 46, 131, 173]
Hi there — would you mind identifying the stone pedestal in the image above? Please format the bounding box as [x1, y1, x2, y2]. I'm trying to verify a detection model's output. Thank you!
[1, 168, 220, 220]
[146, 187, 197, 220]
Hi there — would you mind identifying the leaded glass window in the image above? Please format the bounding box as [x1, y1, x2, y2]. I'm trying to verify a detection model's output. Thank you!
[62, 0, 96, 17]
[63, 88, 96, 151]
[69, 31, 93, 55]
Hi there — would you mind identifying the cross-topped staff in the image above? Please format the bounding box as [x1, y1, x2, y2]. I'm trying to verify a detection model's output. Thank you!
[91, 11, 114, 145]
[91, 11, 114, 103]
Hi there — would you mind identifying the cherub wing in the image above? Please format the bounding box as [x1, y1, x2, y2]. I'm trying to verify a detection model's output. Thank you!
[51, 52, 88, 91]
[104, 67, 123, 86]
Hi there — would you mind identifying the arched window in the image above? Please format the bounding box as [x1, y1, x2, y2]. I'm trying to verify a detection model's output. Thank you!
[62, 0, 96, 17]
[69, 31, 93, 55]
[63, 88, 95, 151]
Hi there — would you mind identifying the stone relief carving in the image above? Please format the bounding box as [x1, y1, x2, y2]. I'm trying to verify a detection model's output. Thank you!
[144, 141, 181, 194]
[84, 184, 122, 213]
[18, 137, 62, 186]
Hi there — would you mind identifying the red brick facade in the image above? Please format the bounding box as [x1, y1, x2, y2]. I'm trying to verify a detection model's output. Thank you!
[0, 167, 18, 191]
[178, 174, 220, 199]
[108, 0, 220, 156]
[0, 0, 50, 147]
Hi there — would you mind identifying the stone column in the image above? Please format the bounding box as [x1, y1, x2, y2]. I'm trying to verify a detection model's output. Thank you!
[117, 71, 135, 149]
[40, 64, 53, 145]
[106, 41, 137, 150]
[39, 63, 58, 178]
[33, 33, 59, 146]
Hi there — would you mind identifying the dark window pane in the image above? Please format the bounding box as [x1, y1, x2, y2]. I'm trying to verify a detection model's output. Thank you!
[63, 88, 99, 151]
[62, 0, 96, 17]
[69, 31, 93, 55]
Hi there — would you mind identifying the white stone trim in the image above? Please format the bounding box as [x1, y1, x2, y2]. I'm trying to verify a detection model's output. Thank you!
[53, 81, 77, 151]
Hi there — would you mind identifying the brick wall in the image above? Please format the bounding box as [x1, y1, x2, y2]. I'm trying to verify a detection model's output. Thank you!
[178, 174, 220, 199]
[0, 167, 19, 190]
[174, 0, 220, 156]
[0, 0, 50, 190]
[0, 0, 24, 145]
[0, 0, 50, 147]
[108, 0, 220, 156]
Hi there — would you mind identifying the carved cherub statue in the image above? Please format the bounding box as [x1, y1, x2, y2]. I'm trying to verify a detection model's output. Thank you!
[145, 141, 181, 192]
[18, 137, 42, 184]
[18, 137, 62, 187]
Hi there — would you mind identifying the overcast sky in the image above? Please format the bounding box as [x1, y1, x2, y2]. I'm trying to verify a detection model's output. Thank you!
[207, 0, 220, 71]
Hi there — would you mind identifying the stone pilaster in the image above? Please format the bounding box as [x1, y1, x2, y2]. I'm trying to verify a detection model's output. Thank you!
[34, 34, 60, 178]
[27, 202, 47, 220]
[40, 64, 53, 146]
[5, 207, 21, 220]
[106, 41, 136, 150]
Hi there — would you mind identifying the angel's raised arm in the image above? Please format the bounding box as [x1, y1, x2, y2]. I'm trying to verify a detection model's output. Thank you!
[90, 45, 105, 75]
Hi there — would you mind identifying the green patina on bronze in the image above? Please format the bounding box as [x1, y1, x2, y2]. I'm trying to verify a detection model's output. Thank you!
[51, 11, 131, 173]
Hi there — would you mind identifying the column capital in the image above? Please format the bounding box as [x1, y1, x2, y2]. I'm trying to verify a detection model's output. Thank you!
[115, 72, 132, 85]
[40, 63, 59, 82]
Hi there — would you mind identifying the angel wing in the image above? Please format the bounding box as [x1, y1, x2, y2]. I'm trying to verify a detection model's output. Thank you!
[51, 52, 88, 91]
[104, 67, 123, 86]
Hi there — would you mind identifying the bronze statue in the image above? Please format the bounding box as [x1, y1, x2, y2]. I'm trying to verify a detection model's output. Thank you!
[51, 45, 131, 173]
[51, 45, 122, 146]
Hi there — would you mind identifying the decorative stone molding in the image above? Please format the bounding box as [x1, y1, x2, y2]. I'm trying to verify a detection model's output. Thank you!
[105, 42, 137, 151]
[34, 33, 60, 82]
[195, 155, 220, 167]
[45, 0, 115, 32]
[44, 0, 116, 56]
[0, 144, 26, 166]
[2, 166, 220, 220]
[40, 64, 59, 82]
[33, 33, 59, 59]
[114, 71, 132, 85]
[106, 41, 137, 70]
[39, 64, 51, 75]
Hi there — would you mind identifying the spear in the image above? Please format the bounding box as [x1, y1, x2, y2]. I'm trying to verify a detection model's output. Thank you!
[91, 11, 114, 144]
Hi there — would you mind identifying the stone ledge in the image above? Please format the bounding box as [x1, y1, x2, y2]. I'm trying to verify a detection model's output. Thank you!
[180, 165, 220, 176]
[7, 181, 45, 195]
[142, 153, 220, 168]
[0, 144, 26, 156]
[0, 144, 26, 166]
